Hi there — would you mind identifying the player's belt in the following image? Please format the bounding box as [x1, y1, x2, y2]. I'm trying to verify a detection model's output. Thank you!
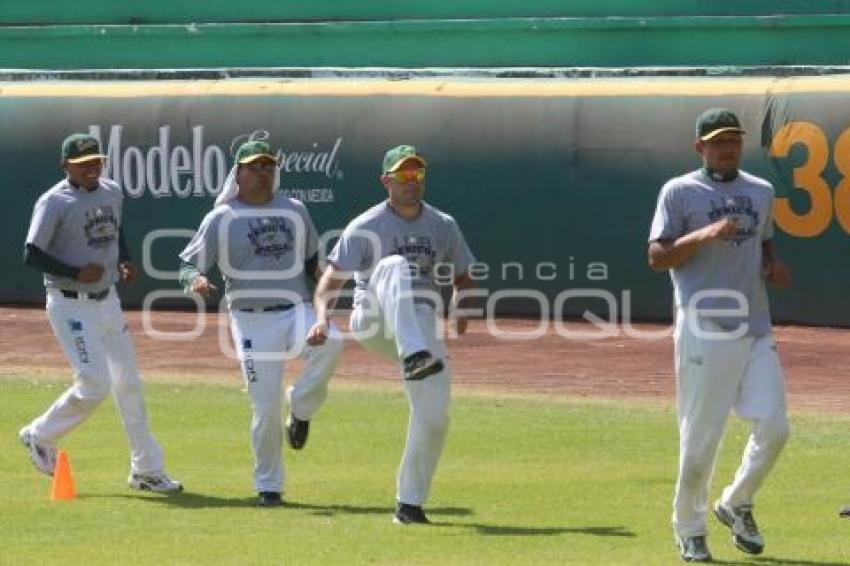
[237, 303, 295, 313]
[60, 289, 110, 301]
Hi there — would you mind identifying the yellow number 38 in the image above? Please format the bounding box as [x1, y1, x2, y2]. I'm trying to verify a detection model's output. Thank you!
[770, 121, 850, 237]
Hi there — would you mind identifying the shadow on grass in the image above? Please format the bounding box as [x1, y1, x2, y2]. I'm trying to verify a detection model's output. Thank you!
[287, 501, 472, 518]
[753, 559, 850, 566]
[438, 522, 635, 538]
[78, 492, 257, 508]
[103, 491, 472, 518]
[95, 492, 635, 538]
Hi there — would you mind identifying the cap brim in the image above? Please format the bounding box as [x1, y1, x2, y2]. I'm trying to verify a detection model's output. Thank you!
[386, 155, 427, 173]
[238, 153, 279, 164]
[700, 127, 745, 141]
[66, 153, 107, 164]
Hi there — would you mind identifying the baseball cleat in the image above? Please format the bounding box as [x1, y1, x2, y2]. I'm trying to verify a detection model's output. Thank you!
[285, 414, 310, 450]
[713, 500, 764, 555]
[676, 535, 712, 563]
[128, 472, 184, 494]
[257, 491, 283, 507]
[840, 505, 850, 518]
[402, 350, 444, 381]
[19, 426, 57, 476]
[393, 502, 430, 525]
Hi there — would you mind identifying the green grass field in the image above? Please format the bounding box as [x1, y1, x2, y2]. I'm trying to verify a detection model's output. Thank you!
[2, 376, 849, 565]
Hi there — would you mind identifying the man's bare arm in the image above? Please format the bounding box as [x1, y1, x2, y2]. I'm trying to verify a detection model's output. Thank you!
[648, 218, 739, 271]
[306, 263, 350, 346]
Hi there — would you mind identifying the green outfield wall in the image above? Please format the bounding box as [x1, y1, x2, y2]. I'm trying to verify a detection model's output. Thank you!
[3, 75, 849, 325]
[4, 7, 850, 69]
[6, 1, 850, 24]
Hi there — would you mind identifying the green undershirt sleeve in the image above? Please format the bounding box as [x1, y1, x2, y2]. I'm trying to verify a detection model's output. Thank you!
[23, 243, 80, 280]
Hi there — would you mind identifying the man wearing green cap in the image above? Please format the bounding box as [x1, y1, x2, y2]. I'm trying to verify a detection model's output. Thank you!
[307, 144, 476, 525]
[648, 109, 792, 562]
[179, 139, 342, 507]
[19, 133, 182, 493]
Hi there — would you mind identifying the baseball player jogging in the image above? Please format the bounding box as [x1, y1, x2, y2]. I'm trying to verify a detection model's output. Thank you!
[179, 140, 342, 507]
[648, 109, 792, 562]
[19, 133, 182, 493]
[307, 145, 475, 525]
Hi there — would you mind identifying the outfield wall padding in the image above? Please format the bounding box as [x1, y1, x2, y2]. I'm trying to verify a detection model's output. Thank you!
[3, 76, 850, 324]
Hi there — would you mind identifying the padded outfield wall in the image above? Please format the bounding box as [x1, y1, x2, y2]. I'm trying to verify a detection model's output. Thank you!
[2, 75, 850, 325]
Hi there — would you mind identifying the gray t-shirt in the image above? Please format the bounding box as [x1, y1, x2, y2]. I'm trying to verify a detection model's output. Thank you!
[328, 201, 475, 306]
[649, 169, 775, 336]
[180, 194, 318, 310]
[26, 178, 122, 293]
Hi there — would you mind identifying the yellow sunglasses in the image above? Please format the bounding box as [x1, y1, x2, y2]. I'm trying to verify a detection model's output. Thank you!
[388, 169, 426, 183]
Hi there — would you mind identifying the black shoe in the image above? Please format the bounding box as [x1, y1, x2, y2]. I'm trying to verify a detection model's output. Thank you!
[841, 505, 850, 518]
[393, 502, 430, 525]
[402, 351, 444, 381]
[285, 414, 310, 450]
[257, 491, 283, 507]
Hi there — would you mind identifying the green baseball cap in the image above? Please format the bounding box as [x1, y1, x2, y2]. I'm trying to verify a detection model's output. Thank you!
[696, 108, 745, 141]
[382, 144, 427, 174]
[61, 133, 106, 164]
[235, 140, 278, 164]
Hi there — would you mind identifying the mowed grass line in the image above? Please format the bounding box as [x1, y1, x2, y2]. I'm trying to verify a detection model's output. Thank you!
[1, 377, 849, 566]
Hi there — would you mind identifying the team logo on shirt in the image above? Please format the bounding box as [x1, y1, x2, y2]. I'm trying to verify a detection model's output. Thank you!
[707, 196, 759, 246]
[247, 217, 294, 260]
[84, 206, 118, 249]
[391, 235, 436, 274]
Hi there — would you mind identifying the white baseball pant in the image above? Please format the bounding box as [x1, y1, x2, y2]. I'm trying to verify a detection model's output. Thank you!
[26, 287, 166, 475]
[672, 309, 789, 538]
[350, 255, 451, 507]
[229, 303, 342, 493]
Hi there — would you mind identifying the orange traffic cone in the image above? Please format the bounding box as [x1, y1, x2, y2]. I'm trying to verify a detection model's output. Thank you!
[50, 450, 76, 501]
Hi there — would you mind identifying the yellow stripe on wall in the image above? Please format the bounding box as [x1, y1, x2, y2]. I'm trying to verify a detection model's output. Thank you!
[4, 75, 850, 98]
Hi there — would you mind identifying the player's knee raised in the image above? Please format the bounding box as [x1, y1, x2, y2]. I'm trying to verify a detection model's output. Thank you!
[379, 255, 410, 270]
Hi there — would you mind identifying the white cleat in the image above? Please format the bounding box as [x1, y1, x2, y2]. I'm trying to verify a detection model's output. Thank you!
[713, 500, 764, 555]
[19, 427, 57, 477]
[128, 472, 184, 494]
[676, 535, 712, 562]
